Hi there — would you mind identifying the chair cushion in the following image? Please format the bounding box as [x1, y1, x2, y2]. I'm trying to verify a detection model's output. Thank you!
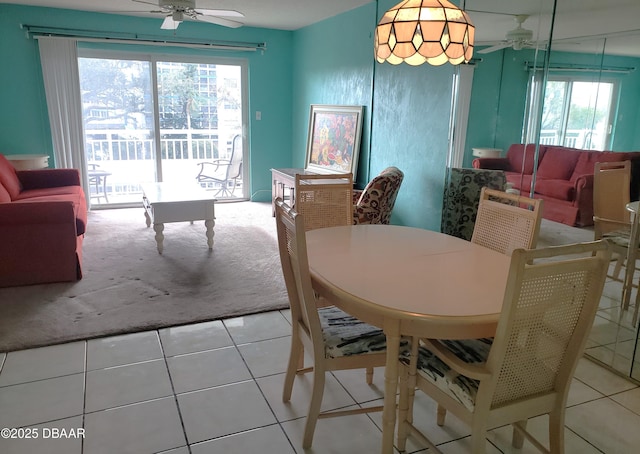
[534, 179, 575, 201]
[319, 306, 397, 358]
[400, 338, 493, 411]
[505, 144, 543, 175]
[536, 146, 582, 180]
[603, 229, 632, 248]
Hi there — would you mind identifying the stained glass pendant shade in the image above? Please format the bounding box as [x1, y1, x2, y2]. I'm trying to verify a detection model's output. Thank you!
[375, 0, 475, 66]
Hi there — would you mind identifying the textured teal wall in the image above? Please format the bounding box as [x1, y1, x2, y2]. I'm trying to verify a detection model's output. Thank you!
[291, 5, 375, 189]
[293, 1, 455, 230]
[0, 4, 292, 202]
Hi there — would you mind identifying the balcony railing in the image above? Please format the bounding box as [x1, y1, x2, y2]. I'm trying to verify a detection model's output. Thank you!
[85, 129, 241, 204]
[539, 129, 603, 150]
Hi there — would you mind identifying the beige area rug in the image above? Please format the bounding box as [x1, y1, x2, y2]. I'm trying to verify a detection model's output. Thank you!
[0, 201, 289, 353]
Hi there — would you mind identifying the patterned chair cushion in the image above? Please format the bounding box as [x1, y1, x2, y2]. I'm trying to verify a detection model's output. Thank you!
[441, 168, 507, 240]
[353, 167, 404, 225]
[399, 338, 493, 411]
[602, 229, 632, 248]
[319, 306, 407, 358]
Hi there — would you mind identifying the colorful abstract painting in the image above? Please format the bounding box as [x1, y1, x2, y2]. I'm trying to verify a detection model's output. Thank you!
[305, 105, 363, 178]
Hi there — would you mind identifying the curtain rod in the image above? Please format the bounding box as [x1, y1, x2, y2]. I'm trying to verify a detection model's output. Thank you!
[525, 61, 635, 74]
[21, 24, 267, 53]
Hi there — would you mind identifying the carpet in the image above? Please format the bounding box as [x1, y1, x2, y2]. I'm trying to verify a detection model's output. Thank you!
[0, 201, 289, 353]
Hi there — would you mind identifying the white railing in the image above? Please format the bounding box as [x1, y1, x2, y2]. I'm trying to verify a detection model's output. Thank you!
[84, 128, 240, 203]
[85, 128, 235, 162]
[538, 129, 603, 150]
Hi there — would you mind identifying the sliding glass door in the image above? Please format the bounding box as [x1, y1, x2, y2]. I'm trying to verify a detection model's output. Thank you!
[78, 51, 247, 206]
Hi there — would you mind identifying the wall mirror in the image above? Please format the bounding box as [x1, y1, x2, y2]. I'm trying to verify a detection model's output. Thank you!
[450, 0, 640, 381]
[548, 2, 640, 382]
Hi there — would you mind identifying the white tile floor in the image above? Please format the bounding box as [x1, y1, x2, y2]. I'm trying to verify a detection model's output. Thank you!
[1, 309, 640, 453]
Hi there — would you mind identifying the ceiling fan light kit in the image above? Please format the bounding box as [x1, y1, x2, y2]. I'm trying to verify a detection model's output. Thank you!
[136, 0, 244, 29]
[374, 0, 475, 66]
[478, 14, 536, 54]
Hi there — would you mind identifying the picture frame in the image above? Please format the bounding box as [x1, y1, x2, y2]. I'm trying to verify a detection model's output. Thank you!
[305, 105, 364, 179]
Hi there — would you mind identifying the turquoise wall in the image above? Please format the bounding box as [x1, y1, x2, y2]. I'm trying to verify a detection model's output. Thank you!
[291, 6, 375, 190]
[292, 0, 455, 230]
[0, 4, 293, 202]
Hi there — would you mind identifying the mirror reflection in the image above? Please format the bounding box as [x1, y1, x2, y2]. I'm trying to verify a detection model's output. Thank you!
[460, 0, 640, 381]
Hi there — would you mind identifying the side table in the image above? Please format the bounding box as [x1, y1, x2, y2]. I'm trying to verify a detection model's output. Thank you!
[4, 154, 50, 170]
[270, 168, 317, 216]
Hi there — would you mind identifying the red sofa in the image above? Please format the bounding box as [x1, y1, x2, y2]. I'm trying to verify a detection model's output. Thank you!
[0, 153, 87, 287]
[473, 144, 640, 227]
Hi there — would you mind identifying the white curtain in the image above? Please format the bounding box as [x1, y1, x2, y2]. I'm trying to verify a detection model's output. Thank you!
[38, 37, 88, 192]
[449, 64, 475, 168]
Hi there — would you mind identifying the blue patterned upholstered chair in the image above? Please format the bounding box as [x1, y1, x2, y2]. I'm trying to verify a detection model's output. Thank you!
[397, 241, 611, 454]
[274, 198, 405, 448]
[353, 166, 404, 224]
[441, 168, 506, 241]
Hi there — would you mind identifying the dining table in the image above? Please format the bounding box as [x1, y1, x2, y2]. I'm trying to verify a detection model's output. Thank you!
[306, 224, 512, 454]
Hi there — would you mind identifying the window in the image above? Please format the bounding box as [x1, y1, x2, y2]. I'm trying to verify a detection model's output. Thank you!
[539, 77, 617, 150]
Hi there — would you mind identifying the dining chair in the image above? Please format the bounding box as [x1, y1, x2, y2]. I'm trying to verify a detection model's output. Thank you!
[593, 160, 633, 282]
[274, 198, 397, 448]
[294, 173, 353, 231]
[471, 187, 543, 256]
[396, 240, 611, 454]
[353, 166, 404, 225]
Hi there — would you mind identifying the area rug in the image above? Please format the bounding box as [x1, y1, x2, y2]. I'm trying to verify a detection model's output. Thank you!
[0, 201, 289, 352]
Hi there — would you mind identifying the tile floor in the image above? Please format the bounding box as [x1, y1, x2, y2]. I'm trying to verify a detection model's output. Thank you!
[1, 308, 640, 454]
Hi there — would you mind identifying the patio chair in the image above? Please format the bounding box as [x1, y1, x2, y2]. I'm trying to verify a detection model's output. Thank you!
[397, 240, 611, 454]
[196, 134, 242, 197]
[274, 198, 398, 448]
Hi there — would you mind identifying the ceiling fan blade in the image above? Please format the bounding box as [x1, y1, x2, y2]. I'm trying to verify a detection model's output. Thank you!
[194, 14, 243, 28]
[132, 0, 159, 7]
[195, 9, 244, 18]
[478, 42, 511, 54]
[161, 16, 181, 30]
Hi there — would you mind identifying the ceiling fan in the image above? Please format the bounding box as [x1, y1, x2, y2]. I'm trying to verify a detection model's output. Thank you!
[132, 0, 244, 29]
[478, 15, 537, 54]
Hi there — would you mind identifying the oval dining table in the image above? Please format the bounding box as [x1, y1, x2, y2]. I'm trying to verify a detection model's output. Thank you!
[306, 224, 512, 454]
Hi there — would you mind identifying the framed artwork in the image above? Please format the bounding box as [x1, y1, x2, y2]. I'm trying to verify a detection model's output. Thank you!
[305, 105, 364, 179]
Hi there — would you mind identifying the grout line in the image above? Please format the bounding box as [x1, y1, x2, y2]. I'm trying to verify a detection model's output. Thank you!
[81, 340, 88, 454]
[157, 329, 193, 454]
[222, 315, 298, 452]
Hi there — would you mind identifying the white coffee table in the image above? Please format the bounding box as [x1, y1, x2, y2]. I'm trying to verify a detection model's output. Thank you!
[141, 182, 216, 254]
